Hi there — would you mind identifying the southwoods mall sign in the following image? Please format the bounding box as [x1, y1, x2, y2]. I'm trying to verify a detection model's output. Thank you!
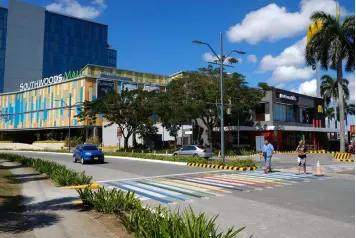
[19, 70, 85, 91]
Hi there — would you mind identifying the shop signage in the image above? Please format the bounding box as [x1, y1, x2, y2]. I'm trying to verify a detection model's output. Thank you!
[97, 79, 115, 99]
[19, 70, 84, 91]
[277, 93, 297, 101]
[351, 125, 355, 135]
[317, 105, 323, 113]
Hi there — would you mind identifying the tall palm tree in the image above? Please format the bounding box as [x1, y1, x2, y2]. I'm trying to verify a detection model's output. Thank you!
[320, 74, 350, 128]
[337, 101, 355, 126]
[306, 12, 355, 152]
[325, 107, 335, 128]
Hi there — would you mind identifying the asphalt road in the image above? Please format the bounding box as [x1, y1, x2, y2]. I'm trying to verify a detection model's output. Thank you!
[2, 151, 217, 182]
[3, 151, 355, 238]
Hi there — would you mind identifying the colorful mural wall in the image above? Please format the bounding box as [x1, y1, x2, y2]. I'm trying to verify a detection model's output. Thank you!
[0, 65, 169, 130]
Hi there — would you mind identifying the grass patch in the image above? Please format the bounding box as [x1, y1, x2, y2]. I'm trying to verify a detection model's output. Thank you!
[0, 154, 93, 186]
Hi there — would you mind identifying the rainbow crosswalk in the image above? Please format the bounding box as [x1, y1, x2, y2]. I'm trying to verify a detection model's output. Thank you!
[99, 170, 329, 204]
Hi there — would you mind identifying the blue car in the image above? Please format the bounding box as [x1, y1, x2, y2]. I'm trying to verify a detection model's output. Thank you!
[73, 144, 105, 164]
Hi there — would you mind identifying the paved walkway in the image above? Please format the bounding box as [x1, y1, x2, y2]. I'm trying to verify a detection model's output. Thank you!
[0, 161, 125, 238]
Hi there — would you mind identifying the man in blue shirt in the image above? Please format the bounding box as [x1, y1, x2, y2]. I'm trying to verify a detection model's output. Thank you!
[263, 139, 274, 174]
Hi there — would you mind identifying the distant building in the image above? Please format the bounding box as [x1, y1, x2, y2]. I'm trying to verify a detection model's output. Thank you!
[1, 0, 117, 93]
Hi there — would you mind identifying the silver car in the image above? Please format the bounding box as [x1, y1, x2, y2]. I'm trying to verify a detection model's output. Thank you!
[173, 145, 213, 158]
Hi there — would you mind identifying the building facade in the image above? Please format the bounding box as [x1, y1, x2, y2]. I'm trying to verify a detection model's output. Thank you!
[2, 0, 117, 93]
[0, 65, 168, 143]
[211, 89, 339, 151]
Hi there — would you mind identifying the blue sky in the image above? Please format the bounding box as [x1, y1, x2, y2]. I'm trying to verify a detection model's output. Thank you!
[1, 0, 355, 125]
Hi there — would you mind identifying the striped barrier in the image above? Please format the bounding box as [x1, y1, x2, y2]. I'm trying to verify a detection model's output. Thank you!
[275, 150, 333, 154]
[187, 162, 257, 171]
[334, 153, 354, 162]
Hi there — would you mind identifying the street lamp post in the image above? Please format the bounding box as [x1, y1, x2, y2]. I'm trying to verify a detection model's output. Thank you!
[193, 32, 245, 164]
[56, 94, 80, 152]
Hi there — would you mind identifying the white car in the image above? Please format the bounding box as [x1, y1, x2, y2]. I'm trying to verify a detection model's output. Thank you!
[173, 145, 213, 158]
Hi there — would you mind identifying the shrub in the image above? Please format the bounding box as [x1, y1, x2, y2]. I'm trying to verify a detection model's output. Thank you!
[76, 186, 246, 238]
[86, 136, 100, 145]
[33, 140, 65, 144]
[64, 136, 83, 148]
[0, 154, 93, 186]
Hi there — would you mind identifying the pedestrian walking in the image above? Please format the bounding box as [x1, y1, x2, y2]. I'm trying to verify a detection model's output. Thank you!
[296, 140, 308, 174]
[263, 139, 274, 174]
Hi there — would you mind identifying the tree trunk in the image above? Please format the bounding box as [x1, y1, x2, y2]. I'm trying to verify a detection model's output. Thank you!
[124, 136, 129, 149]
[207, 126, 213, 149]
[337, 61, 345, 152]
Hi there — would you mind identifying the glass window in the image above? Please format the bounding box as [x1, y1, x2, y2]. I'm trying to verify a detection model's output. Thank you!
[273, 103, 297, 122]
[83, 145, 98, 150]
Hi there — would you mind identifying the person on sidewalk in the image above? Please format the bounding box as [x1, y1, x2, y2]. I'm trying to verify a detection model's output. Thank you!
[296, 140, 308, 174]
[263, 139, 274, 174]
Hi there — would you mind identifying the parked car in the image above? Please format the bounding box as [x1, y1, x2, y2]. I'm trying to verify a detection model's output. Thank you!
[73, 144, 105, 164]
[173, 145, 213, 158]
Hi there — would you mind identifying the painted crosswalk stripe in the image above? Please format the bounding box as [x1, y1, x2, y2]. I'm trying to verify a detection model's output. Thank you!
[218, 174, 292, 185]
[154, 178, 222, 196]
[119, 181, 190, 201]
[106, 182, 173, 204]
[178, 177, 250, 192]
[107, 186, 149, 201]
[200, 175, 273, 188]
[210, 174, 284, 187]
[137, 180, 205, 198]
[226, 173, 297, 184]
[185, 176, 263, 190]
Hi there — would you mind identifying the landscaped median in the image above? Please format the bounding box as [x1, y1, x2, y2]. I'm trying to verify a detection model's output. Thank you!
[0, 153, 248, 237]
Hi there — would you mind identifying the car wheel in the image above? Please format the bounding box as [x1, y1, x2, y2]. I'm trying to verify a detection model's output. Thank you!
[99, 159, 104, 164]
[73, 156, 77, 163]
[193, 154, 198, 157]
[173, 153, 178, 156]
[81, 157, 85, 165]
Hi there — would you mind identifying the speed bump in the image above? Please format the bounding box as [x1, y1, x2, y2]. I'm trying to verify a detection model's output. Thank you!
[187, 162, 256, 171]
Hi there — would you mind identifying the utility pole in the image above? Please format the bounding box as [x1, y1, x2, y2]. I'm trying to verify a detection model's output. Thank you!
[68, 94, 72, 152]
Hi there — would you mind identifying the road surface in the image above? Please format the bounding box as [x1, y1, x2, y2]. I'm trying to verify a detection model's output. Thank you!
[3, 151, 355, 238]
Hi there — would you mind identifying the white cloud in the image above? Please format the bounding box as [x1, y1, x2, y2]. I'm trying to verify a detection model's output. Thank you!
[46, 0, 107, 19]
[226, 0, 349, 44]
[291, 79, 317, 96]
[346, 74, 355, 102]
[247, 54, 257, 64]
[275, 83, 286, 89]
[271, 66, 314, 81]
[260, 37, 306, 71]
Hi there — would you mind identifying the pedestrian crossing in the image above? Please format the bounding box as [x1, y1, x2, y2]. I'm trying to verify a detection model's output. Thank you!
[284, 164, 355, 173]
[99, 170, 329, 204]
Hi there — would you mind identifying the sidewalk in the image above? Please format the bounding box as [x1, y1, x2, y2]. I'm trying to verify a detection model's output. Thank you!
[0, 161, 130, 238]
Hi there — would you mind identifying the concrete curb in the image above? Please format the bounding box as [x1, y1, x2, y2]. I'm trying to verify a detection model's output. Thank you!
[275, 150, 333, 154]
[0, 150, 189, 166]
[60, 184, 100, 189]
[187, 162, 257, 171]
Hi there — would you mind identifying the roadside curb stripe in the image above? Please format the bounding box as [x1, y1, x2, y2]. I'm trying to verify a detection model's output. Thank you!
[187, 162, 256, 171]
[334, 153, 353, 161]
[60, 183, 99, 189]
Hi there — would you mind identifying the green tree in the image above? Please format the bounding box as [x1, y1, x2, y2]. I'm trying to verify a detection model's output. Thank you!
[325, 107, 335, 128]
[337, 100, 355, 126]
[320, 74, 350, 128]
[305, 12, 354, 152]
[76, 89, 157, 149]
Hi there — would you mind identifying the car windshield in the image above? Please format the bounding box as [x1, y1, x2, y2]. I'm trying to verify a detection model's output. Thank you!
[83, 145, 98, 151]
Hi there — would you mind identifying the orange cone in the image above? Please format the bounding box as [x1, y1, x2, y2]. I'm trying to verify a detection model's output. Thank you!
[315, 160, 323, 176]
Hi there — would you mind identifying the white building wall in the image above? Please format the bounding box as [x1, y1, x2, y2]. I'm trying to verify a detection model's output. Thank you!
[102, 122, 192, 148]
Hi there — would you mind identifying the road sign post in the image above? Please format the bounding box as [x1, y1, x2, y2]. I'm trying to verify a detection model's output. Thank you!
[117, 127, 123, 151]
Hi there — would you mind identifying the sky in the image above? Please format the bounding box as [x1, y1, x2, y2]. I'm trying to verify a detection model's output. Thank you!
[1, 0, 355, 126]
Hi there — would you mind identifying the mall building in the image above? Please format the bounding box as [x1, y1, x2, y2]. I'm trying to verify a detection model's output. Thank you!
[0, 0, 117, 93]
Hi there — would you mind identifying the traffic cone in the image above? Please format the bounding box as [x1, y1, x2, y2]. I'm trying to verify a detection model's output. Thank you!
[315, 160, 323, 176]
